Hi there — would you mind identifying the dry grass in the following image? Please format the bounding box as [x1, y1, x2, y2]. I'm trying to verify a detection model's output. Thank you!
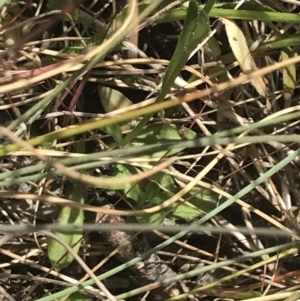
[1, 1, 300, 300]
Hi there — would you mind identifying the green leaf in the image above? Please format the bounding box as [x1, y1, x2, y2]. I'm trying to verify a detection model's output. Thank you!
[102, 123, 123, 145]
[143, 181, 160, 202]
[184, 187, 218, 213]
[203, 0, 216, 14]
[282, 48, 296, 102]
[151, 172, 177, 191]
[137, 185, 218, 223]
[64, 292, 92, 301]
[136, 211, 165, 225]
[124, 173, 173, 224]
[158, 0, 202, 90]
[136, 189, 171, 224]
[121, 0, 207, 146]
[0, 0, 8, 10]
[172, 202, 204, 220]
[94, 164, 141, 199]
[98, 86, 134, 131]
[94, 160, 217, 223]
[162, 186, 217, 221]
[137, 173, 176, 204]
[42, 141, 54, 150]
[157, 2, 300, 24]
[47, 181, 85, 271]
[133, 124, 197, 157]
[135, 174, 175, 224]
[98, 85, 133, 113]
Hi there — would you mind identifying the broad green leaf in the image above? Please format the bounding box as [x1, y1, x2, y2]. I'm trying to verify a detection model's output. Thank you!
[132, 124, 197, 157]
[121, 0, 208, 146]
[136, 186, 215, 223]
[136, 189, 171, 224]
[143, 181, 160, 202]
[48, 0, 79, 21]
[136, 185, 218, 223]
[137, 173, 176, 206]
[48, 181, 85, 271]
[98, 86, 133, 113]
[136, 211, 165, 225]
[164, 186, 217, 221]
[172, 202, 204, 220]
[42, 141, 53, 150]
[94, 160, 217, 223]
[102, 123, 123, 145]
[126, 173, 175, 224]
[185, 187, 218, 213]
[98, 86, 134, 131]
[94, 164, 141, 200]
[152, 172, 176, 191]
[135, 173, 202, 223]
[65, 292, 92, 301]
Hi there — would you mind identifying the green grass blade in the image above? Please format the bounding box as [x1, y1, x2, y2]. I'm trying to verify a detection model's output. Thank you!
[203, 0, 216, 14]
[155, 3, 300, 24]
[121, 0, 207, 146]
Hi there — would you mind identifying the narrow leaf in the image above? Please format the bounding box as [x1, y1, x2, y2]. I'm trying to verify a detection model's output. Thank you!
[48, 181, 85, 270]
[121, 0, 208, 146]
[203, 0, 217, 14]
[98, 86, 133, 113]
[282, 48, 296, 102]
[222, 18, 268, 100]
[98, 86, 133, 133]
